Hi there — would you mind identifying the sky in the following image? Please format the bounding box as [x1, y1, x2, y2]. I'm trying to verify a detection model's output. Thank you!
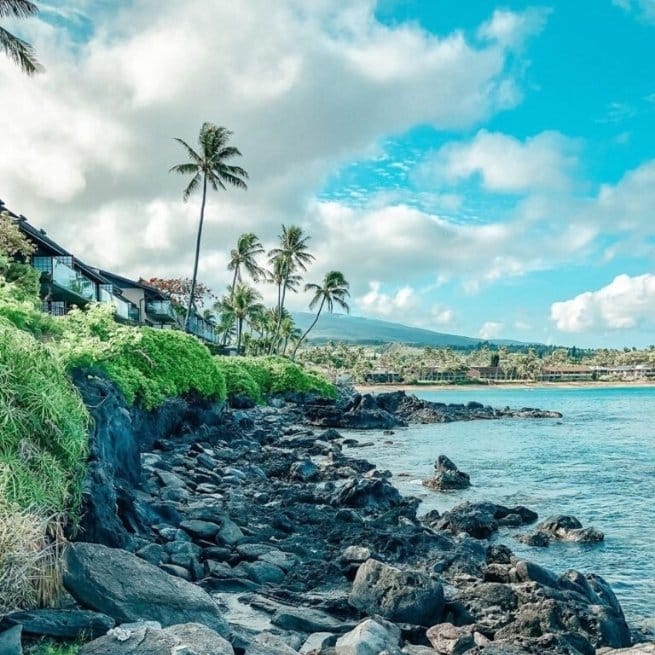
[1, 0, 655, 348]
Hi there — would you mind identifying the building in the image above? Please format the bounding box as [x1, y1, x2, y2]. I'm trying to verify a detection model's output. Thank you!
[363, 369, 402, 384]
[539, 365, 594, 382]
[1, 201, 218, 344]
[468, 366, 504, 381]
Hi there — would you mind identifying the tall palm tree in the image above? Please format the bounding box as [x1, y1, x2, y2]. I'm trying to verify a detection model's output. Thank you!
[1, 0, 42, 75]
[279, 316, 302, 356]
[222, 283, 263, 354]
[267, 225, 314, 353]
[228, 232, 265, 299]
[170, 122, 248, 331]
[292, 271, 350, 359]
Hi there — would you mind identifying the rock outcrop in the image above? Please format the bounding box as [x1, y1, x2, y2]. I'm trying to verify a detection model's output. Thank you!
[422, 455, 471, 491]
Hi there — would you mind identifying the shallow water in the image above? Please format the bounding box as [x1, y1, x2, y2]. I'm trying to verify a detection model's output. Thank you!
[342, 386, 655, 631]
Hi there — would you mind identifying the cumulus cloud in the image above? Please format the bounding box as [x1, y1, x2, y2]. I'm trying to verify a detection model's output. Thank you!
[355, 281, 454, 329]
[479, 321, 504, 339]
[422, 130, 579, 193]
[550, 274, 655, 332]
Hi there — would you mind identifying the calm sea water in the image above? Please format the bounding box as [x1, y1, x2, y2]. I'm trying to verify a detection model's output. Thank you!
[343, 386, 655, 631]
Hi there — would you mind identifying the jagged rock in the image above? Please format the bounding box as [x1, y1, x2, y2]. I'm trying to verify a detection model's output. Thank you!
[245, 632, 299, 654]
[438, 502, 537, 539]
[271, 607, 350, 633]
[79, 621, 234, 655]
[290, 459, 319, 482]
[536, 515, 604, 543]
[63, 542, 228, 636]
[349, 558, 444, 626]
[299, 631, 338, 654]
[335, 618, 402, 655]
[332, 477, 402, 512]
[426, 622, 476, 654]
[422, 455, 471, 491]
[179, 519, 220, 540]
[0, 609, 114, 640]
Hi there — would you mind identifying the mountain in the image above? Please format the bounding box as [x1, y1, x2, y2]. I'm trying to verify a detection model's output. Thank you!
[292, 312, 530, 347]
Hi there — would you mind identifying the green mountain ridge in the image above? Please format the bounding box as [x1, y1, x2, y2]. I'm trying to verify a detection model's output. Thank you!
[292, 312, 534, 347]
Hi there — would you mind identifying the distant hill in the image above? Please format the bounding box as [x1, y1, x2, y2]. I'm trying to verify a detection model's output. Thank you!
[292, 312, 530, 347]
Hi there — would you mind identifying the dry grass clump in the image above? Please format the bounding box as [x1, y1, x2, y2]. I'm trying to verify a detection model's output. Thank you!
[0, 501, 65, 612]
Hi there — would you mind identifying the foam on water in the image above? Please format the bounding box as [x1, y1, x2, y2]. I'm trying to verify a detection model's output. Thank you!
[342, 386, 655, 630]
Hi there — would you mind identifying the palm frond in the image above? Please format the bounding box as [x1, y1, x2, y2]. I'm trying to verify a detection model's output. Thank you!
[169, 162, 199, 175]
[0, 1, 39, 18]
[0, 26, 42, 74]
[182, 172, 201, 201]
[172, 138, 202, 165]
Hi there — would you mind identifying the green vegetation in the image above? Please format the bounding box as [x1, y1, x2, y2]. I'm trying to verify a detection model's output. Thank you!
[0, 321, 89, 513]
[25, 642, 81, 655]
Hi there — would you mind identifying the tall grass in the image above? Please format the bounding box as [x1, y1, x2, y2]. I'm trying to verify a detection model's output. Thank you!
[0, 320, 89, 514]
[0, 501, 65, 612]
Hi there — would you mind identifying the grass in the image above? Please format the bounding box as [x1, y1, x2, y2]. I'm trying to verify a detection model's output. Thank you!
[25, 642, 81, 655]
[0, 502, 65, 612]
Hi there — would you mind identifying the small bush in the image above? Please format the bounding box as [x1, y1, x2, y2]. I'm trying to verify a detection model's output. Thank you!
[0, 502, 65, 612]
[215, 357, 262, 402]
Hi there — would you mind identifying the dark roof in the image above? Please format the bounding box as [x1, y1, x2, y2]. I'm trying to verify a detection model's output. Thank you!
[97, 269, 170, 299]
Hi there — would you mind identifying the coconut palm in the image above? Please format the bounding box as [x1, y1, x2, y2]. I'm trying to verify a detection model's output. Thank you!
[292, 271, 350, 359]
[267, 225, 314, 353]
[170, 123, 248, 331]
[279, 315, 302, 356]
[1, 0, 42, 75]
[222, 283, 263, 354]
[228, 232, 265, 299]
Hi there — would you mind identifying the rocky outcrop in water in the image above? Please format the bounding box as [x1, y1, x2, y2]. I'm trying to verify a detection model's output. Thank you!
[12, 374, 632, 655]
[423, 455, 471, 491]
[305, 389, 563, 429]
[518, 515, 605, 547]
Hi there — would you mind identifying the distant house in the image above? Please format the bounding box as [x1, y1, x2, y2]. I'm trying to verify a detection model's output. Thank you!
[363, 369, 402, 384]
[415, 366, 468, 383]
[593, 365, 655, 380]
[468, 366, 504, 381]
[2, 200, 218, 344]
[539, 365, 594, 382]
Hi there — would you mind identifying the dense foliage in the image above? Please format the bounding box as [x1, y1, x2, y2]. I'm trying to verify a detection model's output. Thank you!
[0, 321, 89, 513]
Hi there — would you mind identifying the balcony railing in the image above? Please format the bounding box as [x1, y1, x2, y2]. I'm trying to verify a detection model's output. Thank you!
[33, 256, 96, 303]
[146, 300, 177, 322]
[187, 315, 218, 343]
[99, 286, 138, 322]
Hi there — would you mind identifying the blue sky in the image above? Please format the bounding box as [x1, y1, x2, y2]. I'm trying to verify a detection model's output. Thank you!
[2, 0, 655, 347]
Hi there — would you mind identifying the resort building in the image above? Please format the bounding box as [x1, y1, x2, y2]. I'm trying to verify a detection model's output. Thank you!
[2, 201, 218, 344]
[539, 365, 594, 382]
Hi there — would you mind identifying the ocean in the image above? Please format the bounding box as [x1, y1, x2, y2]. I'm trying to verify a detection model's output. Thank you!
[342, 386, 655, 632]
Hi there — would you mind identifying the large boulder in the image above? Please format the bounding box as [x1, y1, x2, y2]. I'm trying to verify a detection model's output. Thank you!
[349, 558, 444, 626]
[63, 543, 228, 636]
[0, 625, 22, 655]
[79, 621, 234, 655]
[423, 455, 471, 491]
[536, 515, 604, 543]
[335, 618, 401, 655]
[332, 478, 402, 512]
[437, 501, 499, 539]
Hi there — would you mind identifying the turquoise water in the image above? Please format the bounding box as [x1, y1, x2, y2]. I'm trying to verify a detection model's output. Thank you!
[344, 386, 655, 631]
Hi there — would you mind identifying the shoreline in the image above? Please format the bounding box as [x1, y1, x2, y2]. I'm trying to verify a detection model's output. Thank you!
[356, 380, 655, 393]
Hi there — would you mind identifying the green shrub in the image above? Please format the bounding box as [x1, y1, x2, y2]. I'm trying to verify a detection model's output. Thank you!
[0, 321, 89, 514]
[215, 356, 335, 400]
[55, 304, 226, 410]
[215, 357, 262, 402]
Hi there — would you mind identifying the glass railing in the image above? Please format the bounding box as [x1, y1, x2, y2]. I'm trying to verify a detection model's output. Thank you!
[188, 315, 218, 343]
[99, 286, 133, 320]
[128, 305, 141, 322]
[146, 300, 177, 321]
[50, 257, 96, 301]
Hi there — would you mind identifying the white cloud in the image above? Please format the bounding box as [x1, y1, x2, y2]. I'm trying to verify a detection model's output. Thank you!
[551, 274, 655, 332]
[423, 130, 578, 193]
[479, 321, 504, 339]
[612, 0, 655, 23]
[355, 281, 454, 328]
[478, 7, 551, 48]
[0, 1, 543, 293]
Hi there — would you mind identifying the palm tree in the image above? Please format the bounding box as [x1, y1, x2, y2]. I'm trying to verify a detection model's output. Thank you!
[1, 0, 42, 75]
[170, 123, 248, 331]
[292, 271, 350, 359]
[228, 232, 265, 299]
[268, 225, 314, 353]
[279, 315, 302, 356]
[222, 283, 263, 354]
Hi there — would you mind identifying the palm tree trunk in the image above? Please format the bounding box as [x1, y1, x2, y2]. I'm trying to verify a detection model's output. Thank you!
[185, 172, 208, 331]
[229, 266, 239, 301]
[292, 297, 325, 359]
[237, 317, 243, 354]
[271, 279, 289, 355]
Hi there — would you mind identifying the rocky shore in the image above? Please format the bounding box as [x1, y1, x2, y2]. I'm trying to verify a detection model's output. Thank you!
[1, 377, 647, 655]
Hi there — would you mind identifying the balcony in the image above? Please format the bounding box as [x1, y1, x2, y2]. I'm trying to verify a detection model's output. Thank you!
[99, 285, 139, 323]
[188, 314, 218, 343]
[145, 299, 177, 323]
[32, 256, 97, 305]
